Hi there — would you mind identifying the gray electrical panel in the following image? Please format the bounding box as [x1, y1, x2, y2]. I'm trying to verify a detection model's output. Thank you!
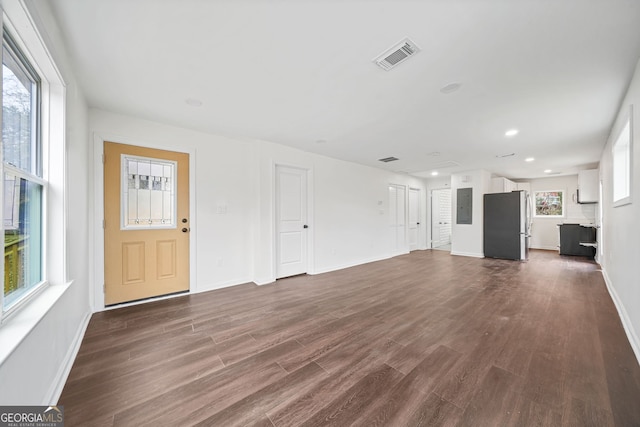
[457, 188, 472, 224]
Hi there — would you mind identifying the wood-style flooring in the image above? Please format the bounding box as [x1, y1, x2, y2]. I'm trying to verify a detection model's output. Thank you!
[59, 250, 640, 426]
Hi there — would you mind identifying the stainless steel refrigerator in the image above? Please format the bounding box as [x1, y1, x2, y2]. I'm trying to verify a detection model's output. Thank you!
[483, 190, 532, 261]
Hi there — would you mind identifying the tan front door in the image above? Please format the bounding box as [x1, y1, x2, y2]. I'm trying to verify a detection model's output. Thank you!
[104, 142, 190, 305]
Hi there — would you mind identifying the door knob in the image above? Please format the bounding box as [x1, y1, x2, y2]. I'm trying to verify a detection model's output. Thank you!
[182, 227, 189, 233]
[182, 218, 188, 223]
[303, 224, 309, 229]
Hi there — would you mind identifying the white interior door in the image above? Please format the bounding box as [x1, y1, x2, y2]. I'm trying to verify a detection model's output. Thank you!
[276, 166, 308, 278]
[431, 189, 452, 249]
[389, 184, 407, 255]
[408, 188, 420, 251]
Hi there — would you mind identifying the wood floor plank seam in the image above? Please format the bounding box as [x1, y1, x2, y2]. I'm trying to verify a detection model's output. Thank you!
[264, 413, 276, 427]
[431, 390, 464, 411]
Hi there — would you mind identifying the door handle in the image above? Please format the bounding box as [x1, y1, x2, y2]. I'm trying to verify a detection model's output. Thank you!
[303, 225, 309, 229]
[182, 227, 190, 233]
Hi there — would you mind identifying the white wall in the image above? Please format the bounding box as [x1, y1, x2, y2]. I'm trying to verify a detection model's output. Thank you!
[0, 0, 91, 405]
[526, 175, 597, 250]
[450, 170, 492, 257]
[599, 58, 640, 363]
[90, 110, 429, 292]
[310, 156, 427, 274]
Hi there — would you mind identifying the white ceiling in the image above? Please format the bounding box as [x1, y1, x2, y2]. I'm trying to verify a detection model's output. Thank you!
[48, 0, 640, 179]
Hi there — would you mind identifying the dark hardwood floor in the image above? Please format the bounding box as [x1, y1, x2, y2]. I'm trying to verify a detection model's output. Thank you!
[58, 250, 640, 426]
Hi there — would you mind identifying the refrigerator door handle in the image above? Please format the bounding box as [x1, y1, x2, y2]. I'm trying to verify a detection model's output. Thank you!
[527, 193, 533, 232]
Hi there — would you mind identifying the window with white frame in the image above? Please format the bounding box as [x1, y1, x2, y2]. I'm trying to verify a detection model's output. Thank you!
[1, 29, 45, 312]
[534, 190, 564, 217]
[612, 109, 632, 206]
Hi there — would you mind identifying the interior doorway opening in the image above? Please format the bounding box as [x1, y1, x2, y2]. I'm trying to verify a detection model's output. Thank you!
[431, 188, 452, 251]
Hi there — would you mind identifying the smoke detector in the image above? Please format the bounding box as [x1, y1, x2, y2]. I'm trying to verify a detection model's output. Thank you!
[374, 38, 420, 71]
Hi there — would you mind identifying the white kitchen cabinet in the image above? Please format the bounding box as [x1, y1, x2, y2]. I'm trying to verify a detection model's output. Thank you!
[577, 169, 599, 203]
[490, 177, 518, 193]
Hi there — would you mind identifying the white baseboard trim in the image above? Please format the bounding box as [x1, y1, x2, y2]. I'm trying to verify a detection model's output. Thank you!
[530, 245, 558, 251]
[254, 278, 275, 286]
[256, 250, 427, 285]
[194, 277, 253, 293]
[310, 254, 392, 276]
[255, 253, 406, 284]
[601, 268, 640, 366]
[450, 251, 484, 258]
[100, 278, 253, 313]
[254, 255, 392, 285]
[47, 310, 91, 405]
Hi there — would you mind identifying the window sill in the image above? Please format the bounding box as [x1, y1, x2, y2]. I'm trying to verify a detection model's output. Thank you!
[613, 197, 632, 208]
[0, 281, 72, 366]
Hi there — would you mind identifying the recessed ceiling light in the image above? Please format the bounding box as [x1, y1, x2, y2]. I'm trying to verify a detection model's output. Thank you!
[185, 98, 203, 107]
[544, 169, 552, 173]
[525, 157, 535, 162]
[505, 129, 519, 137]
[431, 171, 439, 176]
[440, 82, 462, 94]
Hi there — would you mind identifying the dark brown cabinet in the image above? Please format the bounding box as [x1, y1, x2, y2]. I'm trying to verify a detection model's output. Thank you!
[558, 224, 596, 258]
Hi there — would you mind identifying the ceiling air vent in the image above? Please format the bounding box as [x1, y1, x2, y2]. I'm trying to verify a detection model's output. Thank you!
[379, 157, 399, 163]
[374, 38, 420, 71]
